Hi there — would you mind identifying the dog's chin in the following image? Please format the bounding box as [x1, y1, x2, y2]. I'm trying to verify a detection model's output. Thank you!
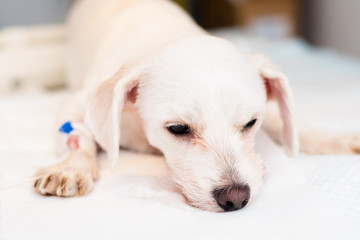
[171, 183, 221, 212]
[183, 195, 224, 212]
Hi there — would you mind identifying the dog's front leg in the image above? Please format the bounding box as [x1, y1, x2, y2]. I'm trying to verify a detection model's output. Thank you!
[34, 123, 99, 196]
[263, 102, 360, 155]
[298, 130, 360, 155]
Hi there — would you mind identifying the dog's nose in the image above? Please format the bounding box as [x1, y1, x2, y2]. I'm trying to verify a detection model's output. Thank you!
[213, 185, 250, 211]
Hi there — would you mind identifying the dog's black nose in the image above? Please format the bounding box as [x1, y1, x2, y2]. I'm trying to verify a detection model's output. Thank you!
[213, 185, 250, 211]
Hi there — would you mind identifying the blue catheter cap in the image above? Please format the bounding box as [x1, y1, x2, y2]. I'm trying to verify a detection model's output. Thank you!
[59, 121, 74, 134]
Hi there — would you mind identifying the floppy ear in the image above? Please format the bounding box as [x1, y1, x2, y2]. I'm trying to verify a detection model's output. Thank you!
[253, 54, 299, 156]
[85, 65, 141, 167]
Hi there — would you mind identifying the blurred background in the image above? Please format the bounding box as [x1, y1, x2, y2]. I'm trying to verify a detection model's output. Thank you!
[1, 0, 360, 54]
[0, 0, 359, 92]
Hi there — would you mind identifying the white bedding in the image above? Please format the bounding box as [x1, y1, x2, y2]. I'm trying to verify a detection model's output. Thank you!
[1, 28, 360, 239]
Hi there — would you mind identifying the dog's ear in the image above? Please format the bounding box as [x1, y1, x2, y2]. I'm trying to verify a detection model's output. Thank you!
[252, 54, 299, 156]
[85, 65, 141, 166]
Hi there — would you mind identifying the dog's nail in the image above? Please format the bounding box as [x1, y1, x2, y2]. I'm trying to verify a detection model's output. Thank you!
[34, 179, 39, 188]
[60, 178, 66, 188]
[42, 175, 53, 189]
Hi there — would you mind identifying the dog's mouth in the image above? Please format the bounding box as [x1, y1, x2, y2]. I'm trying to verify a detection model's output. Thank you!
[170, 182, 220, 212]
[175, 185, 250, 212]
[185, 197, 224, 212]
[167, 160, 255, 212]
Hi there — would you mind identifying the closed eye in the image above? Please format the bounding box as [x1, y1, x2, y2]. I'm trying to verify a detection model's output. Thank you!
[243, 119, 257, 131]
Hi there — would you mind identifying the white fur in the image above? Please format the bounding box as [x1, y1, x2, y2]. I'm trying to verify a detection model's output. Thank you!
[35, 0, 359, 211]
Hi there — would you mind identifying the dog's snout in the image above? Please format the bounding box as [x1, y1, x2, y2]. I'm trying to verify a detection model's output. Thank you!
[214, 185, 250, 211]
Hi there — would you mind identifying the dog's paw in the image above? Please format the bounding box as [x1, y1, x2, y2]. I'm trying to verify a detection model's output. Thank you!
[34, 153, 99, 197]
[321, 134, 360, 154]
[340, 134, 360, 154]
[302, 133, 360, 155]
[34, 166, 98, 196]
[34, 166, 99, 197]
[300, 131, 360, 155]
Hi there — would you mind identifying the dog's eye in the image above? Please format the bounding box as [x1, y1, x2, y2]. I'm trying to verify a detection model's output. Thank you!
[167, 124, 190, 135]
[244, 119, 257, 130]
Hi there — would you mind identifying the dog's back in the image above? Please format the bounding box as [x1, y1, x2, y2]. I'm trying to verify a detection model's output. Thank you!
[66, 0, 204, 90]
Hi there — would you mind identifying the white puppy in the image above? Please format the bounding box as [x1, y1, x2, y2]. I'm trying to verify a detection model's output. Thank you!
[34, 0, 360, 212]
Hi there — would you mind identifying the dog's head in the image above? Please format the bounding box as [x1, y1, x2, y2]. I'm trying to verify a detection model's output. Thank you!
[86, 36, 298, 212]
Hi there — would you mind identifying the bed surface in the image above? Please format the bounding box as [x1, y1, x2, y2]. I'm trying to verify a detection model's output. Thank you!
[1, 28, 360, 239]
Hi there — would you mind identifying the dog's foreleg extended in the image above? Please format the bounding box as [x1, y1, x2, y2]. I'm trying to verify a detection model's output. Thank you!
[263, 102, 360, 155]
[34, 121, 99, 196]
[298, 129, 360, 154]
